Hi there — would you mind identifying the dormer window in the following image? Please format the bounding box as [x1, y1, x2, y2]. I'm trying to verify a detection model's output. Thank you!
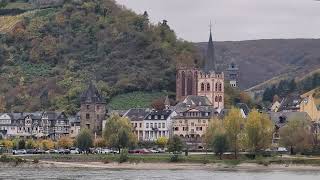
[155, 115, 158, 120]
[148, 115, 151, 119]
[161, 115, 164, 119]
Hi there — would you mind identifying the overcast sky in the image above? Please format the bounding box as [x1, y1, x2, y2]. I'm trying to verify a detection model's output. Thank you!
[116, 0, 320, 42]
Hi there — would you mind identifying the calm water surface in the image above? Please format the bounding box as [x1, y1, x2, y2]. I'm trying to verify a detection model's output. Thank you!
[1, 167, 320, 180]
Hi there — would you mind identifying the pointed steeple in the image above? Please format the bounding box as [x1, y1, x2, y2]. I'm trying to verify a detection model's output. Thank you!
[204, 22, 216, 73]
[80, 81, 105, 104]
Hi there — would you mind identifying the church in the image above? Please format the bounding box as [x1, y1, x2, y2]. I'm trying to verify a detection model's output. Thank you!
[176, 29, 224, 110]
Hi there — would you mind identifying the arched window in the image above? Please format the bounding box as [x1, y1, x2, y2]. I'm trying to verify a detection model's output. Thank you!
[215, 96, 219, 102]
[187, 75, 193, 95]
[219, 83, 222, 92]
[215, 83, 218, 91]
[219, 96, 223, 102]
[201, 83, 205, 91]
[207, 83, 210, 91]
[181, 71, 185, 96]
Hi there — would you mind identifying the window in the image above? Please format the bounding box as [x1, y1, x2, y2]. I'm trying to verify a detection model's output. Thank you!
[198, 119, 201, 123]
[139, 123, 142, 128]
[174, 127, 179, 131]
[207, 83, 210, 91]
[155, 123, 157, 128]
[162, 123, 165, 128]
[219, 83, 222, 92]
[219, 96, 223, 102]
[215, 96, 218, 102]
[135, 123, 137, 128]
[97, 114, 99, 119]
[201, 83, 205, 91]
[146, 123, 149, 128]
[148, 115, 151, 119]
[86, 105, 90, 110]
[215, 83, 218, 91]
[151, 123, 153, 128]
[191, 122, 194, 126]
[183, 127, 188, 131]
[155, 115, 158, 120]
[86, 114, 90, 119]
[161, 115, 164, 119]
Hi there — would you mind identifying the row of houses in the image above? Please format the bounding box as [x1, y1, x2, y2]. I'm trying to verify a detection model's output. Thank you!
[0, 112, 70, 140]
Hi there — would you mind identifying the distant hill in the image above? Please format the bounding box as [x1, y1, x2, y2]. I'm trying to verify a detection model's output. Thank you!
[197, 39, 320, 90]
[0, 0, 198, 114]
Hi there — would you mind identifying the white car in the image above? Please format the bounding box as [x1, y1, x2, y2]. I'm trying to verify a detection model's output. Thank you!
[277, 147, 288, 153]
[101, 148, 112, 154]
[70, 148, 80, 154]
[13, 149, 27, 155]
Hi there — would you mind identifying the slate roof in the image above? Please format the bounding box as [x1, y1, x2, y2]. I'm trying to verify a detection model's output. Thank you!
[269, 111, 312, 128]
[172, 95, 215, 114]
[123, 108, 150, 121]
[80, 82, 105, 104]
[144, 110, 172, 121]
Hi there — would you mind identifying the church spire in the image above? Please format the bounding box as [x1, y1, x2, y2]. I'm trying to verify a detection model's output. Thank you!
[204, 22, 216, 73]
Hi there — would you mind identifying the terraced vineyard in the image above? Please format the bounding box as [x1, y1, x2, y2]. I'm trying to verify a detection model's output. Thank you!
[0, 10, 37, 33]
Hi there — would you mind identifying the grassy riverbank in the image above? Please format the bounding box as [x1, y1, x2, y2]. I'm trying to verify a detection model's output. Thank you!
[8, 153, 320, 167]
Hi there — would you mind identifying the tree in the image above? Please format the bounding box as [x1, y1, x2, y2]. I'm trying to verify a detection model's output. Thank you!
[26, 139, 36, 149]
[57, 137, 73, 149]
[212, 134, 229, 160]
[156, 137, 168, 148]
[224, 108, 244, 159]
[204, 118, 222, 149]
[168, 135, 184, 154]
[205, 119, 229, 159]
[244, 110, 273, 153]
[104, 114, 137, 151]
[18, 139, 26, 150]
[280, 118, 312, 154]
[76, 129, 93, 152]
[2, 140, 13, 149]
[94, 138, 107, 148]
[41, 139, 55, 150]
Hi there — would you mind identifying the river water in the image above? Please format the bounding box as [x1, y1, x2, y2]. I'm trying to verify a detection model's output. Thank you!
[1, 167, 320, 180]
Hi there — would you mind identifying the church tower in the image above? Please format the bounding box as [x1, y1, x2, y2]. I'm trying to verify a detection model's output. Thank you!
[80, 82, 106, 135]
[204, 25, 216, 72]
[175, 25, 224, 110]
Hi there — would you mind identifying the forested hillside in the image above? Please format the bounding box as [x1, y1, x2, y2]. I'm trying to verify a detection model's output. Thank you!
[0, 0, 199, 114]
[197, 39, 320, 89]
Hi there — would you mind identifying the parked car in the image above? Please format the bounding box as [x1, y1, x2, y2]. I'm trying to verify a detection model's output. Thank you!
[58, 149, 70, 154]
[46, 149, 59, 154]
[36, 149, 46, 154]
[100, 148, 112, 154]
[70, 148, 80, 154]
[277, 147, 288, 153]
[26, 149, 37, 154]
[149, 149, 160, 153]
[12, 149, 27, 155]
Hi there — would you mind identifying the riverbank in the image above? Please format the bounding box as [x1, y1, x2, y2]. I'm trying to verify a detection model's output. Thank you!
[2, 160, 320, 172]
[3, 154, 320, 171]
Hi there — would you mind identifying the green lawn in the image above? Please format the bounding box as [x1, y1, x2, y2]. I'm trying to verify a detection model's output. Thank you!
[108, 91, 168, 110]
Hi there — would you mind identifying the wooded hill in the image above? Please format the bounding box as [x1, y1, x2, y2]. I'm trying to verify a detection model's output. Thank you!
[197, 39, 320, 90]
[0, 0, 199, 114]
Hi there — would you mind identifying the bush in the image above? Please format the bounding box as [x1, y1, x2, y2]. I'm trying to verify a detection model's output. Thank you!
[169, 154, 179, 162]
[118, 149, 129, 163]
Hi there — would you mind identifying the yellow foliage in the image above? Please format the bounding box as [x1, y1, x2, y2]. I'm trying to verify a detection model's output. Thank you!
[41, 139, 55, 150]
[156, 136, 168, 148]
[224, 107, 244, 158]
[244, 110, 273, 152]
[94, 138, 107, 148]
[57, 137, 73, 149]
[2, 140, 13, 149]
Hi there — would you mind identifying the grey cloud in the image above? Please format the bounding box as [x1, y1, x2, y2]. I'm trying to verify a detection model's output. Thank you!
[116, 0, 320, 41]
